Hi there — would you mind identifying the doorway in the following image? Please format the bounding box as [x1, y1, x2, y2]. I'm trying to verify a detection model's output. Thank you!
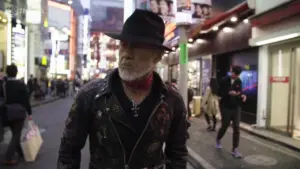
[268, 43, 300, 139]
[290, 47, 300, 139]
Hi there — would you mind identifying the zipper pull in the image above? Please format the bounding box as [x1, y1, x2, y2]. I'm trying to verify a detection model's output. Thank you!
[103, 126, 107, 139]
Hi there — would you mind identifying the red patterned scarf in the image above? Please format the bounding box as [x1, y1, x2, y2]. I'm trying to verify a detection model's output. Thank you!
[123, 72, 153, 90]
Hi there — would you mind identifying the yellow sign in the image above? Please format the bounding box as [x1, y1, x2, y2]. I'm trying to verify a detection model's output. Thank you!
[244, 64, 250, 70]
[43, 18, 48, 28]
[41, 56, 47, 66]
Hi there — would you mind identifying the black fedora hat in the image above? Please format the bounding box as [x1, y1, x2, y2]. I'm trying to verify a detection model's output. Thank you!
[105, 9, 172, 51]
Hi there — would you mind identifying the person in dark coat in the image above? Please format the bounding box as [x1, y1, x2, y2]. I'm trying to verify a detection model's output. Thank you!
[0, 64, 32, 165]
[57, 9, 188, 169]
[216, 65, 247, 158]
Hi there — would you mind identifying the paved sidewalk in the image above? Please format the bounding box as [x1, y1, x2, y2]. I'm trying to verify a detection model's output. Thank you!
[30, 96, 60, 107]
[187, 117, 300, 169]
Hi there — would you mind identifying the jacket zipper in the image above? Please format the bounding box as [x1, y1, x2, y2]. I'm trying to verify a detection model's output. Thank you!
[110, 117, 127, 169]
[126, 97, 164, 168]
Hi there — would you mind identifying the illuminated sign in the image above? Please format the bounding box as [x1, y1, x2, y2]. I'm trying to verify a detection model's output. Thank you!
[165, 32, 175, 41]
[165, 23, 176, 36]
[41, 56, 47, 65]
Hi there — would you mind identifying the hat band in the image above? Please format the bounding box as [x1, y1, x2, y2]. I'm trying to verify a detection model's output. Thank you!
[119, 33, 164, 46]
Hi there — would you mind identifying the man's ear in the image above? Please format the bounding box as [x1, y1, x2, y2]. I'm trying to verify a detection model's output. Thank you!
[153, 49, 163, 63]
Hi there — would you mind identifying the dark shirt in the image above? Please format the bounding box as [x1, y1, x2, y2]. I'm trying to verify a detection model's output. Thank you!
[112, 74, 160, 161]
[0, 78, 32, 115]
[218, 76, 243, 109]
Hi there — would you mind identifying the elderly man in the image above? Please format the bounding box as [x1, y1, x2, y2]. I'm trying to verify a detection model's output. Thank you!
[57, 9, 188, 169]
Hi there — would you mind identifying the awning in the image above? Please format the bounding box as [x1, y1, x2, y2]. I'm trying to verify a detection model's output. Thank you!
[250, 0, 300, 27]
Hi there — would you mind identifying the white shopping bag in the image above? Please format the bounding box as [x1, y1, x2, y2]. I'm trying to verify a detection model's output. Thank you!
[21, 120, 43, 162]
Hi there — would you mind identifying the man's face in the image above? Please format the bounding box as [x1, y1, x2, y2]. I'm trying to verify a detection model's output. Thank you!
[195, 4, 202, 14]
[150, 0, 159, 13]
[203, 7, 209, 15]
[159, 0, 168, 15]
[118, 41, 162, 81]
[231, 72, 238, 79]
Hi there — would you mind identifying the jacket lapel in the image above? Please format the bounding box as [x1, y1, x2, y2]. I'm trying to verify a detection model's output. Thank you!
[104, 94, 136, 132]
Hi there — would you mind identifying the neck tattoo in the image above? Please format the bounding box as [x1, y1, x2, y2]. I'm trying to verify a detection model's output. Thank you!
[131, 100, 140, 117]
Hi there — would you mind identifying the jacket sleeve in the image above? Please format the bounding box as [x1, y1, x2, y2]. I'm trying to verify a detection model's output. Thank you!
[165, 94, 188, 169]
[57, 91, 90, 169]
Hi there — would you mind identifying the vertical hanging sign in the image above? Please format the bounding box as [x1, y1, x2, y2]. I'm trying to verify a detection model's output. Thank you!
[179, 43, 188, 64]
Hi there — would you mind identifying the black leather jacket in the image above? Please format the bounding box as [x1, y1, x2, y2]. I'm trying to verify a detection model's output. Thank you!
[57, 69, 188, 169]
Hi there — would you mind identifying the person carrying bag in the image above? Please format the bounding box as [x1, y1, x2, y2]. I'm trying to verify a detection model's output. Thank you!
[0, 64, 32, 165]
[2, 79, 27, 122]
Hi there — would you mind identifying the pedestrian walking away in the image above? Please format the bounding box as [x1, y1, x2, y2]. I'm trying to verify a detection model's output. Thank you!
[57, 9, 189, 169]
[202, 78, 219, 132]
[216, 65, 247, 158]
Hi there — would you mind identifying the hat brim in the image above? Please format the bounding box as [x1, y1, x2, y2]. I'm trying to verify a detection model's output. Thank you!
[105, 33, 172, 51]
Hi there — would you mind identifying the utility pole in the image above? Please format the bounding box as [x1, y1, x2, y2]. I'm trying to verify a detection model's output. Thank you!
[178, 25, 189, 107]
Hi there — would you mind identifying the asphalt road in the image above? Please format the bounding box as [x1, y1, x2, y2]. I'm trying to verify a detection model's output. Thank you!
[0, 98, 195, 169]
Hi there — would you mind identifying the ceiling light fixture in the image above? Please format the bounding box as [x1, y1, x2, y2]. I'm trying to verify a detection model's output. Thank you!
[223, 27, 234, 33]
[2, 18, 7, 23]
[243, 19, 249, 24]
[230, 16, 238, 22]
[213, 26, 219, 31]
[188, 38, 193, 42]
[68, 0, 73, 5]
[196, 39, 205, 43]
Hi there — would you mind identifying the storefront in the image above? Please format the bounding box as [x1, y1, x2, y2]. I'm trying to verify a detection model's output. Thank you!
[249, 0, 300, 139]
[166, 56, 205, 96]
[0, 10, 8, 71]
[214, 48, 258, 124]
[164, 2, 257, 123]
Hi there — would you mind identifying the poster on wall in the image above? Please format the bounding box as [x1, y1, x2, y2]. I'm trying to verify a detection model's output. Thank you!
[177, 0, 192, 12]
[201, 58, 211, 95]
[90, 0, 124, 33]
[191, 0, 212, 22]
[144, 0, 175, 22]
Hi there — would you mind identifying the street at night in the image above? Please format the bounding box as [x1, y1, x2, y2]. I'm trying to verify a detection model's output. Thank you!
[0, 99, 196, 169]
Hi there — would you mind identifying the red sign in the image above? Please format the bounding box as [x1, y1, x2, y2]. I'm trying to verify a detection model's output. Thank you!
[270, 76, 289, 83]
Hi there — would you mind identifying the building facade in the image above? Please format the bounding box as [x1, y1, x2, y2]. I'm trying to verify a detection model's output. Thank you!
[249, 0, 300, 140]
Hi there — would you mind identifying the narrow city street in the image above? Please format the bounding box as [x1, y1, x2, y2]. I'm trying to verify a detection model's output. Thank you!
[0, 98, 196, 169]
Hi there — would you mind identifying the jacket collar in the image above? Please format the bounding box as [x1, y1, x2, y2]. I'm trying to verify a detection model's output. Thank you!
[94, 68, 169, 132]
[95, 68, 168, 100]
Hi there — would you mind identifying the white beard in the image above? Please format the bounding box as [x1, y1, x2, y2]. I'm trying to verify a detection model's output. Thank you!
[118, 66, 153, 81]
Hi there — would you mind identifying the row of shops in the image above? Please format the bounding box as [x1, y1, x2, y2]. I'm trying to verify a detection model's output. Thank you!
[158, 1, 300, 140]
[0, 0, 91, 82]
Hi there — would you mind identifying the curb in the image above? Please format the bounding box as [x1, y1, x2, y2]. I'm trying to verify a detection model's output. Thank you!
[187, 147, 216, 169]
[212, 116, 300, 153]
[239, 126, 300, 153]
[31, 97, 61, 108]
